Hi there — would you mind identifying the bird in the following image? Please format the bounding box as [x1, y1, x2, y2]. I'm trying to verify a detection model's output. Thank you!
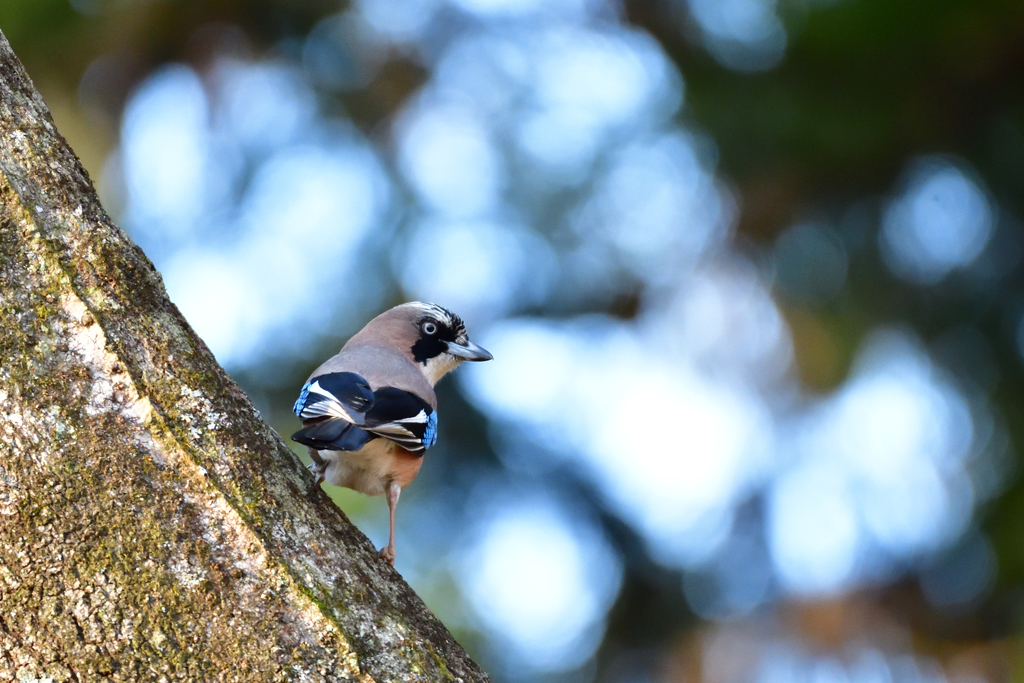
[290, 302, 492, 565]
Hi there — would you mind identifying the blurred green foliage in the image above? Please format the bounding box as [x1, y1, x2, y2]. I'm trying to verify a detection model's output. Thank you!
[4, 0, 1024, 677]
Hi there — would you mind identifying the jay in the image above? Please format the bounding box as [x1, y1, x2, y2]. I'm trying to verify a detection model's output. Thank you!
[291, 302, 492, 564]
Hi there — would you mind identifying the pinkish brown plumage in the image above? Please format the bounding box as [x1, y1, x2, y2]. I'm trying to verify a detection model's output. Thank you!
[291, 302, 492, 565]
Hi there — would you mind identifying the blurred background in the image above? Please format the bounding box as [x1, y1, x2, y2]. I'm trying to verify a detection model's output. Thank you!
[5, 0, 1024, 680]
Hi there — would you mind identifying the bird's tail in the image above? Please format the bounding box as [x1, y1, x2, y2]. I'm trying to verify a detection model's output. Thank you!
[291, 419, 373, 452]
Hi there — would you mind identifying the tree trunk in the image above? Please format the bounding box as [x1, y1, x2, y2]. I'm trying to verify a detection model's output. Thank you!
[0, 30, 489, 683]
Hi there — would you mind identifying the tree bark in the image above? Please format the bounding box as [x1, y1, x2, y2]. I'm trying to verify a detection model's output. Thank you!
[0, 30, 489, 683]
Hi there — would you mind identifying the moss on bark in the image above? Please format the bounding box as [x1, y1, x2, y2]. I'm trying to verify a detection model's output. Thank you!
[0, 29, 487, 683]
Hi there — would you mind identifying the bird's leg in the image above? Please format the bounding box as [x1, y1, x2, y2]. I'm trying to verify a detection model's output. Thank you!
[379, 480, 402, 565]
[306, 446, 326, 494]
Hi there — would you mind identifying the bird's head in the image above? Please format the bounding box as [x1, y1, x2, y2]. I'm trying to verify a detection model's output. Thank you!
[361, 302, 492, 386]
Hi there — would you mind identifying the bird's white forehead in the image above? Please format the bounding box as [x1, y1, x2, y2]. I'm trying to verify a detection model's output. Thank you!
[406, 301, 451, 318]
[405, 302, 465, 331]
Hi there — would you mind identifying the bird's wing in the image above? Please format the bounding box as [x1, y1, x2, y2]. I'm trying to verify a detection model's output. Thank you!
[291, 371, 377, 451]
[363, 387, 438, 454]
[292, 371, 374, 425]
[290, 377, 436, 454]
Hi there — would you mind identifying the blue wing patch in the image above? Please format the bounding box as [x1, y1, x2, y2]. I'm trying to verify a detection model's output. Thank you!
[292, 381, 312, 416]
[423, 411, 438, 449]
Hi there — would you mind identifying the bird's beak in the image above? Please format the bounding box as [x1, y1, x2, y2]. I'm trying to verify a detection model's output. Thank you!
[446, 340, 493, 361]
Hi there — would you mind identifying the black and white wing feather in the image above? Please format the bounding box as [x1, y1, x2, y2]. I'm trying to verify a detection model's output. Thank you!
[292, 372, 374, 424]
[291, 376, 437, 454]
[363, 388, 438, 453]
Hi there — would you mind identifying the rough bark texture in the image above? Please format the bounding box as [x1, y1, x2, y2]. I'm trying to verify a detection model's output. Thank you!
[0, 30, 489, 683]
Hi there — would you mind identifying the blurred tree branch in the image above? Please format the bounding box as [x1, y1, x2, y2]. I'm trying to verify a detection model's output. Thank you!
[0, 29, 486, 682]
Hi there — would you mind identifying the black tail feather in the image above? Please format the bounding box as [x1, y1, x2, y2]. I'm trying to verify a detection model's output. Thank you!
[291, 419, 374, 452]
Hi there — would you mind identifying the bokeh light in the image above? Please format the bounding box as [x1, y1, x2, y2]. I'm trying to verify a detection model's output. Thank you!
[880, 157, 995, 284]
[457, 489, 622, 673]
[34, 0, 1019, 679]
[685, 0, 788, 71]
[112, 58, 392, 367]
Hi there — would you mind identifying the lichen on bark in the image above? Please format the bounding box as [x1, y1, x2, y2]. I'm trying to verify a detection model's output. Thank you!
[0, 29, 488, 683]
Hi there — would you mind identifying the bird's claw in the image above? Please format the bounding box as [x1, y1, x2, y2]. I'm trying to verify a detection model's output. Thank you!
[378, 545, 396, 565]
[306, 461, 326, 496]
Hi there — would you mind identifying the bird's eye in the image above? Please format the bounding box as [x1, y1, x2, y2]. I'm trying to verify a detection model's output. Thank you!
[422, 322, 437, 335]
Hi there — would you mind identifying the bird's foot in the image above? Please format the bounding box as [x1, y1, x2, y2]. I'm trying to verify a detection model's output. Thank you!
[306, 462, 326, 495]
[378, 545, 396, 566]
